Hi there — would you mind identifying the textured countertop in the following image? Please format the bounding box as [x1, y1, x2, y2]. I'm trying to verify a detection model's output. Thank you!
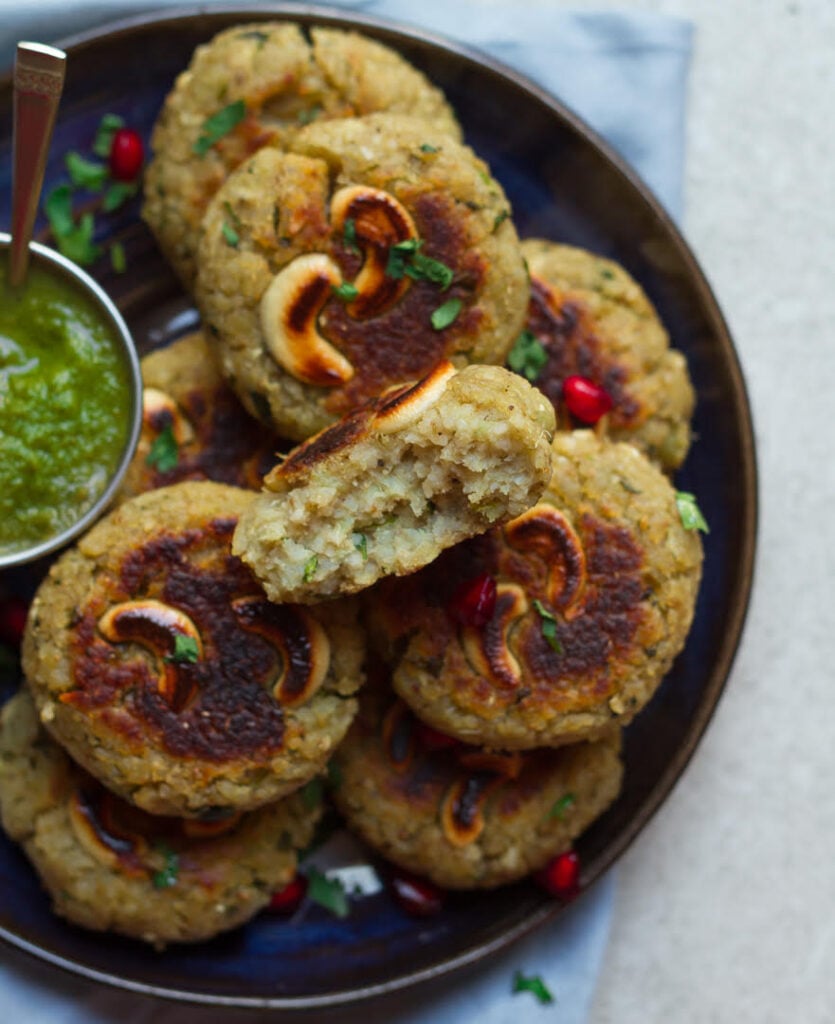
[582, 1, 835, 1020]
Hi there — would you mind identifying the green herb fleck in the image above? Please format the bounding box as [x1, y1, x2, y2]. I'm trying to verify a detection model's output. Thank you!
[238, 29, 269, 46]
[305, 867, 349, 918]
[419, 143, 439, 153]
[152, 844, 180, 889]
[507, 329, 548, 382]
[675, 491, 709, 533]
[493, 209, 510, 230]
[620, 479, 642, 495]
[550, 793, 576, 820]
[343, 217, 360, 255]
[193, 100, 246, 156]
[44, 187, 102, 265]
[145, 423, 179, 472]
[431, 297, 463, 331]
[385, 237, 423, 279]
[332, 281, 359, 302]
[222, 221, 240, 248]
[102, 180, 138, 213]
[352, 531, 368, 561]
[303, 554, 319, 583]
[301, 776, 325, 810]
[65, 151, 107, 191]
[512, 971, 554, 1005]
[110, 241, 126, 274]
[405, 251, 454, 290]
[165, 635, 200, 664]
[92, 113, 125, 158]
[533, 599, 563, 654]
[600, 267, 615, 280]
[297, 104, 323, 125]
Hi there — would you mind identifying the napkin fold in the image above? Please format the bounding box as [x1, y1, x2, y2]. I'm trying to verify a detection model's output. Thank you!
[0, 3, 692, 1022]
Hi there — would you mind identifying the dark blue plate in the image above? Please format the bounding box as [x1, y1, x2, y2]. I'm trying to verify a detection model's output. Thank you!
[0, 3, 757, 1009]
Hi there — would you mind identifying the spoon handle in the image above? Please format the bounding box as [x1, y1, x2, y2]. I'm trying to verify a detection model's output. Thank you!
[10, 42, 66, 288]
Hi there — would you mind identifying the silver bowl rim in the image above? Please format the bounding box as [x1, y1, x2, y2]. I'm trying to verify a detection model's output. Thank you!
[0, 233, 142, 569]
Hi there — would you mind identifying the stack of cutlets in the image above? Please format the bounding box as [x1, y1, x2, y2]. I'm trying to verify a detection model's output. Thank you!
[0, 19, 704, 944]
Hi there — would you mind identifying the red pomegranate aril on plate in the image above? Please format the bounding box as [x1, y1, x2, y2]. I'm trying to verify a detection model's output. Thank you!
[268, 874, 308, 914]
[535, 850, 580, 899]
[0, 597, 28, 646]
[447, 572, 497, 628]
[109, 128, 144, 181]
[562, 376, 613, 425]
[388, 869, 445, 917]
[414, 720, 462, 752]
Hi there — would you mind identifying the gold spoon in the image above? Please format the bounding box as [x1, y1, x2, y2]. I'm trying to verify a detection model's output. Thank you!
[10, 41, 66, 288]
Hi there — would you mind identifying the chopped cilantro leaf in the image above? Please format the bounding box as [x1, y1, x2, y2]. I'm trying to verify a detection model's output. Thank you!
[110, 241, 126, 274]
[405, 251, 454, 289]
[332, 281, 359, 302]
[92, 113, 125, 158]
[305, 867, 349, 918]
[533, 599, 563, 654]
[238, 29, 269, 45]
[165, 635, 200, 664]
[65, 151, 107, 191]
[419, 143, 439, 153]
[431, 297, 462, 331]
[303, 555, 318, 583]
[145, 423, 179, 472]
[512, 971, 555, 1005]
[193, 100, 246, 156]
[343, 217, 360, 255]
[675, 491, 709, 533]
[385, 237, 423, 280]
[152, 844, 180, 889]
[44, 186, 102, 265]
[549, 793, 576, 820]
[352, 532, 368, 561]
[494, 209, 510, 230]
[102, 180, 138, 213]
[44, 184, 75, 236]
[222, 221, 240, 248]
[507, 329, 548, 382]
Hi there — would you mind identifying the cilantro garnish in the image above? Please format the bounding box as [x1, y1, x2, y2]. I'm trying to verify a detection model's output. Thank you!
[165, 635, 200, 664]
[110, 241, 126, 274]
[238, 29, 269, 45]
[494, 209, 510, 230]
[102, 180, 138, 213]
[533, 599, 563, 654]
[507, 329, 548, 382]
[193, 100, 247, 156]
[512, 971, 555, 1005]
[431, 297, 463, 331]
[92, 113, 124, 158]
[419, 143, 439, 153]
[675, 491, 709, 533]
[406, 251, 454, 290]
[222, 221, 240, 248]
[332, 281, 359, 302]
[151, 844, 180, 889]
[303, 554, 319, 583]
[65, 151, 107, 191]
[305, 867, 349, 918]
[549, 793, 576, 820]
[44, 186, 102, 265]
[145, 423, 179, 472]
[385, 238, 422, 279]
[343, 218, 360, 255]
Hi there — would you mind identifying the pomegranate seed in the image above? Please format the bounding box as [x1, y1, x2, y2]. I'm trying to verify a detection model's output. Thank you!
[415, 720, 463, 752]
[388, 869, 445, 917]
[109, 128, 144, 181]
[0, 597, 28, 647]
[447, 572, 497, 628]
[534, 850, 580, 900]
[562, 376, 613, 425]
[268, 874, 308, 914]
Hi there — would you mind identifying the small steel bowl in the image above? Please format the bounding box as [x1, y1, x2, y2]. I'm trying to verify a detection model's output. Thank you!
[0, 233, 142, 569]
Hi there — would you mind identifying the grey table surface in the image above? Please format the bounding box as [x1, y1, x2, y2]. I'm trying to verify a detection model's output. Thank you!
[578, 1, 835, 1021]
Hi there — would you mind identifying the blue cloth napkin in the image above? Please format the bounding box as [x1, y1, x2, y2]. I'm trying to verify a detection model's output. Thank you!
[0, 3, 691, 1022]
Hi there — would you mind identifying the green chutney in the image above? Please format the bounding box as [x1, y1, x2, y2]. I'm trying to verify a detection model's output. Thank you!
[0, 254, 132, 555]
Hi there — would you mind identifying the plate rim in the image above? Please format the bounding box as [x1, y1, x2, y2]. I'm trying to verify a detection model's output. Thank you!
[0, 1, 758, 1009]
